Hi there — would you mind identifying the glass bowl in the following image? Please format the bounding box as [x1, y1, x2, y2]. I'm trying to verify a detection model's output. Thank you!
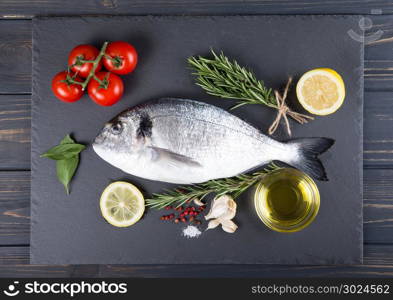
[254, 168, 320, 233]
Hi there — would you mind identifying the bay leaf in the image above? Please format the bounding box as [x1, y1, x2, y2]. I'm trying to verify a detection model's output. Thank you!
[56, 156, 79, 195]
[60, 134, 75, 145]
[41, 143, 85, 160]
[42, 133, 85, 195]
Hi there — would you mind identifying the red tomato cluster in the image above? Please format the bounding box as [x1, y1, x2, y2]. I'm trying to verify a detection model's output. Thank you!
[52, 41, 138, 106]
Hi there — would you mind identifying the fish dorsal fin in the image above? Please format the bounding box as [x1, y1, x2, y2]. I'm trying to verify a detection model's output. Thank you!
[148, 146, 202, 169]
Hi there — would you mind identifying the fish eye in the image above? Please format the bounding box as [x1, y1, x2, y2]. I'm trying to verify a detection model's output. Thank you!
[111, 122, 123, 135]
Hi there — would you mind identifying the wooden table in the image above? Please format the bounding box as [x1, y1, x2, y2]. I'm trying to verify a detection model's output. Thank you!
[1, 0, 393, 277]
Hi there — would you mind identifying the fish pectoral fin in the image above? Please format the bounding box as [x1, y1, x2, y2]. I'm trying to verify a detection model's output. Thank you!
[149, 147, 202, 169]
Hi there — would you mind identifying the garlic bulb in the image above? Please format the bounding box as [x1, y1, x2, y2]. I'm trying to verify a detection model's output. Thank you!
[205, 195, 238, 233]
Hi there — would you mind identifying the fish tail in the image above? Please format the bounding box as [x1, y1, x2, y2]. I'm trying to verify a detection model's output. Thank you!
[285, 137, 335, 181]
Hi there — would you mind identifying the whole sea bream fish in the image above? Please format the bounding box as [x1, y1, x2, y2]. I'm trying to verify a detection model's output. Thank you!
[93, 98, 334, 184]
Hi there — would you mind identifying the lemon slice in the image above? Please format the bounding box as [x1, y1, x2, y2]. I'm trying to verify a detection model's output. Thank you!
[100, 181, 145, 227]
[296, 68, 345, 116]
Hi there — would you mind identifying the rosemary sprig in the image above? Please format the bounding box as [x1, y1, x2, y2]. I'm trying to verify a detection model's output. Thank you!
[188, 50, 278, 110]
[188, 50, 313, 136]
[146, 164, 281, 210]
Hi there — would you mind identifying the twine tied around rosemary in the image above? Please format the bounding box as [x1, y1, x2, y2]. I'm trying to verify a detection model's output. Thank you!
[268, 77, 314, 136]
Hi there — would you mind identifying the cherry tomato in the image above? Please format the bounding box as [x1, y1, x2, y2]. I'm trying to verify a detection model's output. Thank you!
[51, 71, 84, 103]
[68, 44, 102, 78]
[103, 41, 138, 75]
[88, 72, 124, 106]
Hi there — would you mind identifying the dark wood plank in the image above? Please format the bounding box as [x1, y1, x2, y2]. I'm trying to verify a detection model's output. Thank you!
[0, 15, 393, 94]
[2, 0, 393, 18]
[0, 169, 392, 245]
[0, 246, 98, 277]
[0, 20, 31, 94]
[364, 92, 393, 167]
[0, 172, 29, 245]
[0, 95, 30, 169]
[364, 15, 393, 91]
[364, 169, 393, 244]
[0, 244, 392, 277]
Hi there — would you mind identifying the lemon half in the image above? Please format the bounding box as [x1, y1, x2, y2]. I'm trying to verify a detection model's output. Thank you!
[296, 68, 345, 116]
[100, 181, 145, 227]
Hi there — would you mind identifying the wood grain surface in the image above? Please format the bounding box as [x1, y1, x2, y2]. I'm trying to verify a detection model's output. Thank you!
[0, 0, 392, 277]
[0, 96, 30, 169]
[1, 0, 393, 18]
[0, 21, 31, 94]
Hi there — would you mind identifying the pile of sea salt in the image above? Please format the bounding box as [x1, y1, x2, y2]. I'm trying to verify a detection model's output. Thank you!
[182, 225, 202, 238]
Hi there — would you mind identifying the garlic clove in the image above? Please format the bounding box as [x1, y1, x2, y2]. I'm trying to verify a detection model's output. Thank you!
[220, 197, 237, 220]
[221, 219, 238, 233]
[205, 195, 236, 220]
[206, 219, 221, 230]
[205, 202, 227, 220]
[205, 206, 226, 220]
[193, 198, 205, 206]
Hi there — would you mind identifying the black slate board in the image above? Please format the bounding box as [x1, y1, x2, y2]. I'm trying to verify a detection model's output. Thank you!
[31, 15, 363, 265]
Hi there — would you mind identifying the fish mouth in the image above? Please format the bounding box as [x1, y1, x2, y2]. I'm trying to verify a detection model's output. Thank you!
[93, 125, 110, 146]
[93, 134, 105, 146]
[92, 138, 100, 154]
[92, 130, 108, 154]
[92, 136, 106, 157]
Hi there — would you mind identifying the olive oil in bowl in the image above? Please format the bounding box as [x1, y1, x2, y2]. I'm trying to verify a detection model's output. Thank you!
[254, 168, 320, 233]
